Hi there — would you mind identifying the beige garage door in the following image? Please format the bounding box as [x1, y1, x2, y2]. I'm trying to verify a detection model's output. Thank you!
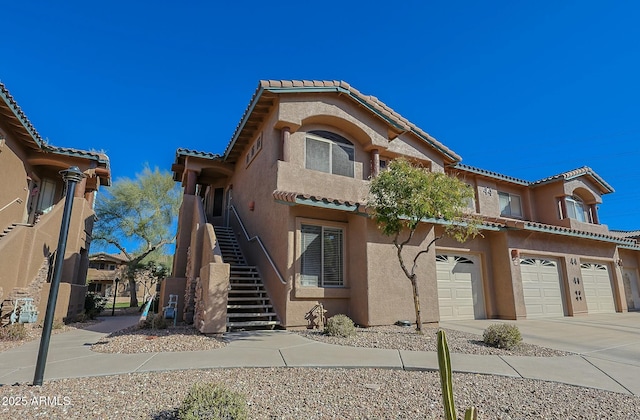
[436, 254, 485, 320]
[581, 263, 615, 313]
[520, 258, 564, 318]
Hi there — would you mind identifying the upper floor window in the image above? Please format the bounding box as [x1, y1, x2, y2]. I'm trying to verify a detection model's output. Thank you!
[566, 195, 589, 223]
[499, 192, 522, 218]
[305, 130, 354, 178]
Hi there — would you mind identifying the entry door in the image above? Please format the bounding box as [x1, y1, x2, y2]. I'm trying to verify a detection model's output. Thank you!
[224, 187, 233, 227]
[623, 268, 640, 311]
[37, 179, 57, 214]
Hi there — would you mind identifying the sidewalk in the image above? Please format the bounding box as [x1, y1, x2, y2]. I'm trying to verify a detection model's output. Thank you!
[0, 315, 638, 396]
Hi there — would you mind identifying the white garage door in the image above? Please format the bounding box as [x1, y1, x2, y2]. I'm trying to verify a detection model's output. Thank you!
[520, 258, 564, 318]
[436, 254, 485, 320]
[581, 263, 615, 313]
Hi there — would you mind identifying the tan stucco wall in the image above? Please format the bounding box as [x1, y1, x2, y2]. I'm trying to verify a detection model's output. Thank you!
[37, 282, 87, 322]
[0, 130, 32, 228]
[197, 262, 229, 334]
[365, 223, 439, 326]
[0, 197, 93, 300]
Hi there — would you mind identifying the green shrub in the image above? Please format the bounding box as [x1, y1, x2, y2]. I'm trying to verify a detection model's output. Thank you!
[483, 323, 522, 350]
[0, 323, 27, 341]
[139, 313, 168, 330]
[84, 293, 107, 319]
[324, 314, 356, 338]
[178, 383, 248, 420]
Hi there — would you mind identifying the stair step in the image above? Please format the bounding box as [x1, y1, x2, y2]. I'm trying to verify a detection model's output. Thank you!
[227, 312, 277, 318]
[229, 276, 261, 281]
[214, 225, 280, 331]
[227, 304, 272, 309]
[228, 290, 268, 295]
[227, 297, 271, 302]
[229, 284, 261, 288]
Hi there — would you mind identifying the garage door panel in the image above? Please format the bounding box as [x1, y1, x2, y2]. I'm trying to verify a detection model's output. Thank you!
[437, 254, 485, 320]
[520, 258, 564, 318]
[581, 263, 615, 313]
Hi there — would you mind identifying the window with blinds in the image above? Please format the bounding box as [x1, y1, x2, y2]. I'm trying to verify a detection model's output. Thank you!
[300, 224, 344, 287]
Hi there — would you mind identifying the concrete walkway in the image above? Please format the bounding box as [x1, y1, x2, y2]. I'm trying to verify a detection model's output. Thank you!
[1, 313, 639, 396]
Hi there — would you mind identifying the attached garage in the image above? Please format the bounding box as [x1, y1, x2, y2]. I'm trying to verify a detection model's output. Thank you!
[520, 258, 564, 318]
[436, 254, 485, 320]
[581, 263, 615, 313]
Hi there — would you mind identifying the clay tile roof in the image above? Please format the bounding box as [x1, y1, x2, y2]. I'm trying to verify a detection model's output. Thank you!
[45, 145, 109, 164]
[609, 230, 640, 239]
[0, 81, 46, 148]
[273, 190, 361, 208]
[532, 166, 614, 194]
[521, 220, 637, 246]
[452, 163, 530, 185]
[176, 148, 222, 160]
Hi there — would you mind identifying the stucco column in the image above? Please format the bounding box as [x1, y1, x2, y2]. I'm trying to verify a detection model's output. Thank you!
[74, 176, 87, 198]
[371, 149, 380, 178]
[590, 204, 600, 224]
[185, 170, 197, 195]
[84, 190, 95, 208]
[281, 127, 291, 162]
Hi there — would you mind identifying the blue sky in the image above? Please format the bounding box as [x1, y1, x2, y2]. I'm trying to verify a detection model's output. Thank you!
[2, 1, 639, 230]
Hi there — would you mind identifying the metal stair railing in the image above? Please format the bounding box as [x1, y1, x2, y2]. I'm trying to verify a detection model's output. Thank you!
[230, 205, 286, 285]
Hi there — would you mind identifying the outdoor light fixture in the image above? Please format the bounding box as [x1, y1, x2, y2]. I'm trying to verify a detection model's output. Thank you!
[112, 278, 120, 316]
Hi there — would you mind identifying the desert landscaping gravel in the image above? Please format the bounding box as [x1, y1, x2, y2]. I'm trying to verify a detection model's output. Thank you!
[1, 319, 638, 419]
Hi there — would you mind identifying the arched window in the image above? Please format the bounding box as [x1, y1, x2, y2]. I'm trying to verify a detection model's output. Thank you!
[566, 195, 589, 222]
[305, 130, 355, 178]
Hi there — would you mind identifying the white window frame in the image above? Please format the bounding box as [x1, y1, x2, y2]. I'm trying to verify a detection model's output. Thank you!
[305, 132, 355, 178]
[566, 195, 590, 223]
[498, 191, 523, 218]
[296, 218, 347, 288]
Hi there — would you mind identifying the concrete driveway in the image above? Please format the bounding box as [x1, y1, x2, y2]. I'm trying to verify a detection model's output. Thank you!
[441, 312, 640, 366]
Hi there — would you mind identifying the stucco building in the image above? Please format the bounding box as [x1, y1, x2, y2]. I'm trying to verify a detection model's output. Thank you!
[87, 252, 128, 297]
[0, 82, 111, 323]
[162, 80, 640, 333]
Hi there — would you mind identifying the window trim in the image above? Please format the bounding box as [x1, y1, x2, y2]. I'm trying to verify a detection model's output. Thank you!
[304, 132, 355, 178]
[566, 195, 590, 223]
[294, 218, 349, 298]
[498, 191, 523, 218]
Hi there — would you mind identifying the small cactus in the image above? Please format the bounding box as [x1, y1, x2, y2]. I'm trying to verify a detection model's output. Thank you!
[437, 330, 478, 420]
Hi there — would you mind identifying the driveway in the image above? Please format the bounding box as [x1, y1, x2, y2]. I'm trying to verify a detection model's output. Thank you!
[441, 312, 640, 367]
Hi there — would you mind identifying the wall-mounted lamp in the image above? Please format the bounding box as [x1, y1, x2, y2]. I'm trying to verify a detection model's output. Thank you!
[249, 201, 255, 211]
[511, 249, 520, 265]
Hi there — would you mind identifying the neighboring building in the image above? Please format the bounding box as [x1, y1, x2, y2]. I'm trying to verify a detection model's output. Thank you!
[86, 252, 128, 297]
[87, 252, 161, 302]
[0, 82, 111, 323]
[162, 80, 640, 333]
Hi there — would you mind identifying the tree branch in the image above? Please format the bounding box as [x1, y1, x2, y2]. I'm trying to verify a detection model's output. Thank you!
[411, 234, 443, 275]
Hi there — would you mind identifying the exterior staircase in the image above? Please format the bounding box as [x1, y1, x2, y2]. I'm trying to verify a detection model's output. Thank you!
[214, 226, 280, 331]
[1, 223, 30, 240]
